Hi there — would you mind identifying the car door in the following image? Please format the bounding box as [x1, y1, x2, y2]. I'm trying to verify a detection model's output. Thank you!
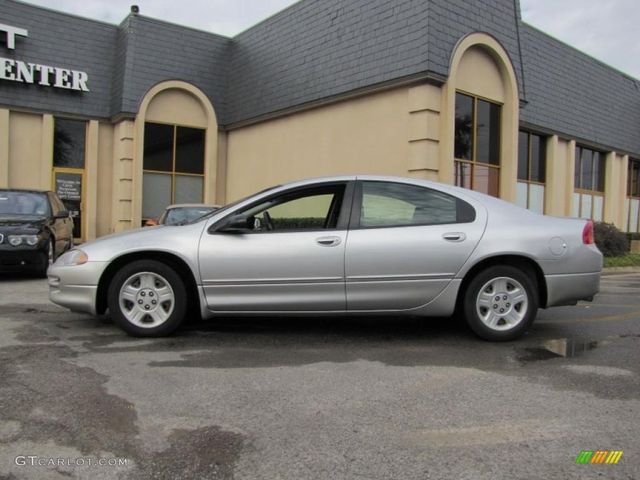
[345, 180, 486, 311]
[198, 182, 353, 312]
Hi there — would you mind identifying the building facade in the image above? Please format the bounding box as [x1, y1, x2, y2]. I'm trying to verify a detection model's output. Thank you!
[1, 0, 638, 242]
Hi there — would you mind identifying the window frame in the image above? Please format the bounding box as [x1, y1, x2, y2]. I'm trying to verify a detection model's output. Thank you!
[210, 181, 354, 235]
[517, 130, 547, 213]
[454, 91, 502, 197]
[573, 145, 605, 220]
[142, 121, 206, 215]
[626, 158, 640, 232]
[349, 180, 476, 230]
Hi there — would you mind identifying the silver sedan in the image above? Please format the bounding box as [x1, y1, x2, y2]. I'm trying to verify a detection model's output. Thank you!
[48, 176, 602, 341]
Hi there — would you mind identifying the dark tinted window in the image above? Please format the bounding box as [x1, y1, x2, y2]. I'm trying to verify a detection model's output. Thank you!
[359, 182, 474, 228]
[476, 100, 501, 165]
[575, 145, 605, 192]
[54, 118, 86, 168]
[455, 93, 473, 160]
[530, 134, 546, 182]
[143, 123, 174, 172]
[628, 159, 640, 197]
[517, 131, 529, 181]
[518, 131, 546, 183]
[175, 127, 205, 174]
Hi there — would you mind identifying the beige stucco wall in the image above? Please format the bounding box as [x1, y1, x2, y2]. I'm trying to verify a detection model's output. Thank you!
[8, 111, 48, 190]
[455, 46, 506, 103]
[226, 86, 414, 201]
[604, 152, 627, 229]
[95, 122, 114, 237]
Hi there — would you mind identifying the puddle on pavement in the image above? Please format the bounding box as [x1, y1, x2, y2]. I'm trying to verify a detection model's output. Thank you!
[518, 338, 604, 362]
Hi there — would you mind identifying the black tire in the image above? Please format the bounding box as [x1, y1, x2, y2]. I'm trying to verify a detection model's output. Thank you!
[462, 265, 538, 341]
[38, 238, 54, 278]
[107, 259, 187, 337]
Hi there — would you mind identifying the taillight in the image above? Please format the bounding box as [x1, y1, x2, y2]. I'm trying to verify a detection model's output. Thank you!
[582, 220, 595, 245]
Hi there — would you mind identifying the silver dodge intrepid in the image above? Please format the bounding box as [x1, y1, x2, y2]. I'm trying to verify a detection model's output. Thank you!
[48, 176, 602, 341]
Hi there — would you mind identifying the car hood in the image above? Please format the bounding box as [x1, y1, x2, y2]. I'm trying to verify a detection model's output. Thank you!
[73, 222, 207, 263]
[0, 216, 47, 229]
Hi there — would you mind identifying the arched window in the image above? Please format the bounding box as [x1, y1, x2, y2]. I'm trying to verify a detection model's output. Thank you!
[454, 92, 501, 197]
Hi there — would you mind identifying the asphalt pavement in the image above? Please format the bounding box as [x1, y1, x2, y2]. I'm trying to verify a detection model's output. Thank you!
[0, 273, 639, 479]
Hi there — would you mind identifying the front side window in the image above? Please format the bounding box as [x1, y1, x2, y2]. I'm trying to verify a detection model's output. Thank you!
[573, 145, 605, 221]
[357, 181, 474, 228]
[626, 158, 640, 232]
[516, 131, 546, 213]
[454, 92, 501, 197]
[142, 122, 205, 220]
[239, 185, 345, 232]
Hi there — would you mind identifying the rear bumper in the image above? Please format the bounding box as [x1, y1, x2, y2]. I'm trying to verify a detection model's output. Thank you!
[545, 271, 600, 307]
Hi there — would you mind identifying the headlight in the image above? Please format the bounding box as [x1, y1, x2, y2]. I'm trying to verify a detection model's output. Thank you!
[55, 249, 89, 266]
[8, 235, 23, 246]
[7, 234, 41, 246]
[25, 235, 39, 246]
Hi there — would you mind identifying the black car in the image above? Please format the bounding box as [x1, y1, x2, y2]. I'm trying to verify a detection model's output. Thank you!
[0, 189, 74, 277]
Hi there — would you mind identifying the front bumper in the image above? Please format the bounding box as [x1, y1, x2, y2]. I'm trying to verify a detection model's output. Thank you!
[0, 246, 47, 273]
[545, 271, 601, 307]
[48, 261, 108, 315]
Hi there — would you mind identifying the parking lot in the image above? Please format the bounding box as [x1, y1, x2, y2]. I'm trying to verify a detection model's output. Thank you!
[0, 274, 639, 479]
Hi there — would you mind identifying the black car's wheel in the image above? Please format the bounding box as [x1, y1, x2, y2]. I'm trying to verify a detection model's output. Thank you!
[463, 265, 538, 341]
[38, 238, 54, 278]
[107, 259, 187, 337]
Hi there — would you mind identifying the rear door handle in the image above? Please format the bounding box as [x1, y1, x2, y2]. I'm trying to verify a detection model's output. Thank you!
[443, 232, 466, 242]
[316, 236, 342, 247]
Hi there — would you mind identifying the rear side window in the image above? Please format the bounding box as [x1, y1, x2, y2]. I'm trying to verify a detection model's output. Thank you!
[358, 181, 475, 228]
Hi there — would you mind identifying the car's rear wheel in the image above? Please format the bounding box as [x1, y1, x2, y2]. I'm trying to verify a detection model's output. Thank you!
[463, 265, 538, 341]
[107, 260, 187, 337]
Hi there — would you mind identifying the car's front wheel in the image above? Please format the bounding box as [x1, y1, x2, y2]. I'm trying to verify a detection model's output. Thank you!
[38, 238, 54, 278]
[463, 265, 538, 341]
[107, 260, 187, 337]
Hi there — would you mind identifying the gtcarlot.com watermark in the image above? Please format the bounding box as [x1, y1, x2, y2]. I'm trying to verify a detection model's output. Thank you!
[15, 455, 129, 468]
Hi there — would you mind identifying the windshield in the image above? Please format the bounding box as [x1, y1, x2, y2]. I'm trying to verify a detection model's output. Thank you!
[163, 206, 218, 226]
[0, 191, 50, 216]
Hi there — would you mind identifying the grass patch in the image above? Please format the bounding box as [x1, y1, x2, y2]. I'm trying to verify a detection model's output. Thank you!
[604, 253, 640, 268]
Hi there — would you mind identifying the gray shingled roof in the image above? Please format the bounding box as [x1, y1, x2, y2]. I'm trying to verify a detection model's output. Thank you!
[519, 23, 640, 155]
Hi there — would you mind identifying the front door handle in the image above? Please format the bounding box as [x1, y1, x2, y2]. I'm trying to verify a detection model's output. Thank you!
[443, 232, 466, 242]
[316, 236, 342, 247]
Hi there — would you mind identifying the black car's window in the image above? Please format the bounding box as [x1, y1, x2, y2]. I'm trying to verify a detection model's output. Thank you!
[239, 185, 345, 232]
[357, 182, 475, 228]
[0, 192, 50, 216]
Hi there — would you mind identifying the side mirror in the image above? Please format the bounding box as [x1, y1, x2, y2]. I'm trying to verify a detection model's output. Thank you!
[55, 210, 70, 219]
[218, 214, 255, 233]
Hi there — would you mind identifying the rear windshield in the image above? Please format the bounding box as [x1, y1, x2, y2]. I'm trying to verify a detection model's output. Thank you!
[0, 192, 50, 216]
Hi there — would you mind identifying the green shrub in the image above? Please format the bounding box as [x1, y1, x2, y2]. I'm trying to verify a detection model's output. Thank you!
[594, 222, 629, 257]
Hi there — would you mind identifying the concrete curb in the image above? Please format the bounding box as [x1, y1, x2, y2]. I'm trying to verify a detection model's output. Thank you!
[602, 266, 640, 275]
